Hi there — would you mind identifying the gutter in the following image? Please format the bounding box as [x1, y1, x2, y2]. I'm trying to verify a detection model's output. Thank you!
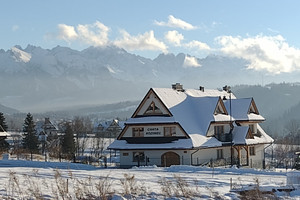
[263, 142, 273, 169]
[191, 149, 200, 165]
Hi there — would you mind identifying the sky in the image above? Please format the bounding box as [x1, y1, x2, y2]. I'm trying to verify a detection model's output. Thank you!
[2, 1, 300, 75]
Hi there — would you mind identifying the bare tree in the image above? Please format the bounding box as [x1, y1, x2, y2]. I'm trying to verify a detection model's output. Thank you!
[284, 119, 300, 145]
[91, 133, 107, 158]
[72, 116, 93, 157]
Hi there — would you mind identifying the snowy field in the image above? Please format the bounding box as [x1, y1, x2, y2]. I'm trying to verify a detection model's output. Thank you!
[0, 159, 299, 199]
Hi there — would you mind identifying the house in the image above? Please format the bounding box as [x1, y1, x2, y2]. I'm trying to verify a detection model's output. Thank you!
[108, 83, 273, 168]
[36, 118, 60, 157]
[94, 119, 125, 138]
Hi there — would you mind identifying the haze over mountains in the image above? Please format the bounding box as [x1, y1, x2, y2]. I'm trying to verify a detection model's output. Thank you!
[0, 45, 299, 115]
[1, 45, 300, 135]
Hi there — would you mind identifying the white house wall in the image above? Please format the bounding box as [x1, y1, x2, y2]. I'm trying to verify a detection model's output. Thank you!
[191, 147, 231, 165]
[249, 144, 265, 168]
[119, 150, 192, 168]
[122, 125, 186, 138]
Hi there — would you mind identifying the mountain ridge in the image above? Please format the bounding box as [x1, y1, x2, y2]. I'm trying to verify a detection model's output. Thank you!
[0, 44, 299, 113]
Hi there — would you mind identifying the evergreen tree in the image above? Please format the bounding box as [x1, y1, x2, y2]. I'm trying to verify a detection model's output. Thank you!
[61, 123, 75, 160]
[22, 113, 39, 159]
[0, 112, 9, 152]
[0, 112, 8, 131]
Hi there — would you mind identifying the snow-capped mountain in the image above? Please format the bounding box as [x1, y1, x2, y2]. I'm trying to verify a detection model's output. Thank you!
[0, 44, 293, 113]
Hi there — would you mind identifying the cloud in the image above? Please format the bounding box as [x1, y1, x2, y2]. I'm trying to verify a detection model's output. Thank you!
[56, 21, 110, 46]
[185, 40, 210, 50]
[183, 55, 201, 68]
[57, 24, 78, 41]
[216, 35, 300, 74]
[165, 30, 184, 46]
[114, 30, 168, 52]
[155, 15, 197, 30]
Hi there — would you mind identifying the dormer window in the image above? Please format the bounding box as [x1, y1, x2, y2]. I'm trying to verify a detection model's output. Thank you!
[215, 106, 223, 114]
[249, 105, 256, 114]
[248, 99, 259, 114]
[214, 99, 227, 115]
[144, 101, 163, 115]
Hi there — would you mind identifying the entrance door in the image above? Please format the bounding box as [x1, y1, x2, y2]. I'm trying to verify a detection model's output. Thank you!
[161, 152, 180, 167]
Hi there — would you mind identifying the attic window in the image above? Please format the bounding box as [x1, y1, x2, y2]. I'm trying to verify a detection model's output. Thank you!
[249, 101, 258, 114]
[144, 101, 163, 115]
[249, 105, 256, 114]
[215, 103, 225, 115]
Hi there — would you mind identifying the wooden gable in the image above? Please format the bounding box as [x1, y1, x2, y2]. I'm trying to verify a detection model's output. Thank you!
[248, 98, 259, 115]
[246, 127, 254, 139]
[214, 97, 228, 115]
[131, 88, 172, 118]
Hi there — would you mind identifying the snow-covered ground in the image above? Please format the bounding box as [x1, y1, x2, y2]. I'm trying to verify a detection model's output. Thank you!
[0, 159, 299, 199]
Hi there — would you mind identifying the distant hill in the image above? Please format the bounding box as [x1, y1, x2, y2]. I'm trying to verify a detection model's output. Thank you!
[0, 103, 20, 114]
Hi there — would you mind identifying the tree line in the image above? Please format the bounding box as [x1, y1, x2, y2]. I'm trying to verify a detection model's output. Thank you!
[0, 112, 110, 163]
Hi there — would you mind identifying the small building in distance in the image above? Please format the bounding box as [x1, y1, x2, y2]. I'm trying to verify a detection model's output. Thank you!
[94, 119, 125, 138]
[109, 83, 273, 168]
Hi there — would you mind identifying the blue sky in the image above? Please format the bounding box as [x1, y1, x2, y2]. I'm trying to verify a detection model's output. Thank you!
[2, 0, 300, 74]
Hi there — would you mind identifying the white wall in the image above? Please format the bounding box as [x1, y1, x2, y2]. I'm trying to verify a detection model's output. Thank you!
[119, 150, 192, 168]
[191, 147, 231, 165]
[122, 125, 186, 137]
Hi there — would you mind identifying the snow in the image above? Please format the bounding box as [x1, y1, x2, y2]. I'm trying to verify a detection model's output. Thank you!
[11, 46, 32, 63]
[0, 159, 298, 199]
[111, 87, 273, 150]
[224, 98, 265, 121]
[109, 138, 193, 149]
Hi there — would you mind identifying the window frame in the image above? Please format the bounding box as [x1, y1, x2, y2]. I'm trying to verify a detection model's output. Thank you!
[249, 146, 255, 156]
[217, 149, 224, 159]
[133, 152, 145, 162]
[214, 125, 224, 135]
[144, 101, 163, 115]
[132, 127, 144, 137]
[164, 126, 176, 137]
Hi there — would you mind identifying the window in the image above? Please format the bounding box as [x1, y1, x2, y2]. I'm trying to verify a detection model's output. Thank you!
[214, 126, 224, 135]
[217, 149, 224, 159]
[133, 152, 145, 162]
[164, 127, 176, 137]
[249, 146, 255, 156]
[132, 127, 144, 137]
[144, 102, 163, 115]
[123, 153, 129, 156]
[249, 124, 254, 133]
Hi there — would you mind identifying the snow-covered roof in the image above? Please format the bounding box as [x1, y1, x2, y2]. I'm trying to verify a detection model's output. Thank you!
[224, 98, 265, 121]
[232, 126, 250, 145]
[0, 131, 10, 137]
[232, 125, 273, 145]
[110, 86, 273, 150]
[109, 138, 194, 149]
[126, 116, 177, 124]
[152, 88, 235, 109]
[167, 96, 230, 135]
[109, 134, 223, 150]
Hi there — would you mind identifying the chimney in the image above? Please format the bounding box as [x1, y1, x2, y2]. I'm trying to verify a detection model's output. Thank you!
[223, 85, 231, 93]
[199, 86, 204, 92]
[172, 83, 184, 91]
